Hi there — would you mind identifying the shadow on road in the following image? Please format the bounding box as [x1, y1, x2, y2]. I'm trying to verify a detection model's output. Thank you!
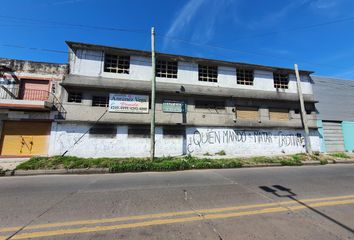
[259, 185, 354, 234]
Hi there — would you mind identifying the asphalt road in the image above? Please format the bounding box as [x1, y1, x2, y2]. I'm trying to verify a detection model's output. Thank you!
[1, 164, 354, 240]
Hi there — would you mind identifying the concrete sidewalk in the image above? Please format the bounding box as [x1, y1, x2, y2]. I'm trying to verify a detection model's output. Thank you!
[0, 158, 29, 171]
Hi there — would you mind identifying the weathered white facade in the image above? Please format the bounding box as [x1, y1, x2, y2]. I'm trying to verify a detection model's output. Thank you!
[70, 48, 314, 95]
[46, 41, 321, 158]
[49, 123, 320, 157]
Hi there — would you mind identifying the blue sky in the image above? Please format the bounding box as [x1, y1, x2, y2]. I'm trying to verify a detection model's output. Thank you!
[1, 0, 354, 79]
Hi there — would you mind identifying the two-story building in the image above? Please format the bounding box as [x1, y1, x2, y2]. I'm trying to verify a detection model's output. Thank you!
[0, 58, 67, 157]
[48, 41, 321, 157]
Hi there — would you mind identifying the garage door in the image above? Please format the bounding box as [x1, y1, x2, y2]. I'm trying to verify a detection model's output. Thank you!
[0, 121, 51, 156]
[322, 121, 345, 152]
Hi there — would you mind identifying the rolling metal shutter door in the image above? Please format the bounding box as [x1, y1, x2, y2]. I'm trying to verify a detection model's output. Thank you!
[323, 121, 345, 152]
[0, 121, 51, 156]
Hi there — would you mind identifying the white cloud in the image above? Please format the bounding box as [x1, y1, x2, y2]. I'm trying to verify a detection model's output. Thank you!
[310, 0, 337, 9]
[162, 0, 234, 50]
[164, 0, 205, 38]
[247, 0, 310, 29]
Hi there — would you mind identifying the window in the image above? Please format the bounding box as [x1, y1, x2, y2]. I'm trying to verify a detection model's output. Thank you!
[163, 126, 185, 138]
[67, 92, 82, 103]
[128, 126, 150, 138]
[198, 65, 218, 82]
[295, 109, 313, 115]
[104, 54, 130, 74]
[269, 109, 289, 121]
[273, 73, 289, 89]
[195, 100, 225, 109]
[89, 124, 117, 138]
[237, 69, 254, 85]
[236, 107, 259, 120]
[92, 96, 109, 107]
[156, 60, 178, 78]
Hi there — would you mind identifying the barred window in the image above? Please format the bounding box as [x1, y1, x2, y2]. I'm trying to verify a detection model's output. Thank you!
[92, 96, 109, 107]
[237, 69, 254, 85]
[67, 92, 82, 103]
[273, 73, 289, 89]
[156, 60, 178, 78]
[195, 100, 225, 109]
[198, 65, 218, 82]
[104, 54, 130, 74]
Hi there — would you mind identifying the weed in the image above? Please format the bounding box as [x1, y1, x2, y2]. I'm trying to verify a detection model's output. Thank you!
[329, 152, 350, 159]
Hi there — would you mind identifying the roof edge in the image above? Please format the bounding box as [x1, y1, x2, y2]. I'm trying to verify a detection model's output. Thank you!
[65, 41, 314, 75]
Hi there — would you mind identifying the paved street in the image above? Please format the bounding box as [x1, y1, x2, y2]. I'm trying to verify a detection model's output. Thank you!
[1, 165, 354, 239]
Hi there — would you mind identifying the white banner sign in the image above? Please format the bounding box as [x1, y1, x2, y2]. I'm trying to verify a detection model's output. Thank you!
[109, 93, 149, 113]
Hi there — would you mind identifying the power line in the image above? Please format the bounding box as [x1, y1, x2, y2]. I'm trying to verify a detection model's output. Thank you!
[1, 41, 354, 80]
[0, 44, 67, 54]
[0, 13, 353, 76]
[212, 15, 354, 44]
[0, 15, 148, 34]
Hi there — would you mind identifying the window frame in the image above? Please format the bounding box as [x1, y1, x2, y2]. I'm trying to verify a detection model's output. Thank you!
[103, 53, 130, 74]
[273, 72, 289, 89]
[236, 69, 254, 86]
[156, 59, 178, 78]
[67, 92, 82, 103]
[92, 95, 109, 107]
[198, 64, 218, 82]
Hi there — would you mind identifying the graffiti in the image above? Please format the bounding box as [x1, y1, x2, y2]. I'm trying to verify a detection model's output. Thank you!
[191, 129, 247, 148]
[187, 128, 306, 154]
[278, 132, 305, 147]
[253, 131, 273, 144]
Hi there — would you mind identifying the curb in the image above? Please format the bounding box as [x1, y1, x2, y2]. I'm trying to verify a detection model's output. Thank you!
[3, 160, 354, 177]
[10, 168, 110, 176]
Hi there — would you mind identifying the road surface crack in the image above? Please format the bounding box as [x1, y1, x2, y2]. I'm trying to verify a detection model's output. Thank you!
[182, 189, 225, 240]
[6, 178, 98, 240]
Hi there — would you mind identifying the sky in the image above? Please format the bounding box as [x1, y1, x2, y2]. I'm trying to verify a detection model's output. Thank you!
[1, 0, 354, 79]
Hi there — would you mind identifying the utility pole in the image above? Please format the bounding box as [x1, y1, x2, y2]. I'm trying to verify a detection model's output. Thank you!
[150, 27, 156, 160]
[294, 64, 312, 154]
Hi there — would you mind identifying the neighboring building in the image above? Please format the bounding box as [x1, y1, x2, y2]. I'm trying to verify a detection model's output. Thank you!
[48, 41, 321, 157]
[312, 76, 354, 152]
[0, 58, 67, 157]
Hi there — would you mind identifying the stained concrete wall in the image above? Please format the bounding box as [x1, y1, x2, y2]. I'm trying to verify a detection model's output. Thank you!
[69, 49, 313, 95]
[313, 76, 354, 121]
[60, 90, 318, 128]
[49, 123, 320, 157]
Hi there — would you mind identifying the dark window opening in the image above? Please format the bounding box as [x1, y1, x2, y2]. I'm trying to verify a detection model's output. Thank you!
[198, 65, 218, 82]
[128, 126, 150, 138]
[67, 92, 82, 103]
[156, 60, 178, 78]
[294, 109, 313, 115]
[104, 54, 130, 74]
[195, 100, 225, 109]
[237, 69, 254, 85]
[89, 124, 117, 138]
[92, 96, 109, 107]
[273, 73, 289, 89]
[163, 127, 185, 138]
